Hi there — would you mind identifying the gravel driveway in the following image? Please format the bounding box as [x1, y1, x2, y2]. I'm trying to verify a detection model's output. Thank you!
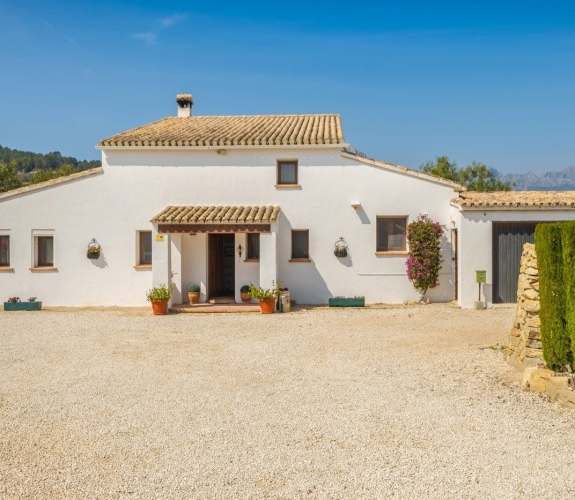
[1, 305, 574, 499]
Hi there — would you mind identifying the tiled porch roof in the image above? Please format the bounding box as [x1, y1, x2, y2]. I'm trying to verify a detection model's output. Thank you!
[151, 205, 281, 224]
[452, 191, 575, 209]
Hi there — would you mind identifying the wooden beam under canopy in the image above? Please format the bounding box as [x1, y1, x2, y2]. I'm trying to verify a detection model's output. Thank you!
[157, 224, 271, 234]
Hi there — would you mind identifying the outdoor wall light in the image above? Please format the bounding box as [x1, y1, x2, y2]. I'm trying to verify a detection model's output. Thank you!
[351, 203, 361, 209]
[334, 237, 349, 258]
[237, 244, 243, 258]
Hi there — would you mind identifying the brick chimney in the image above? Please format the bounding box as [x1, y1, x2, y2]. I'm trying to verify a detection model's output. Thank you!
[176, 94, 193, 117]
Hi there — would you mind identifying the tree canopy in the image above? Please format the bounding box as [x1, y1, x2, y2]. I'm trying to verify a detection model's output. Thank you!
[0, 145, 100, 193]
[420, 156, 512, 191]
[0, 145, 100, 173]
[0, 160, 23, 193]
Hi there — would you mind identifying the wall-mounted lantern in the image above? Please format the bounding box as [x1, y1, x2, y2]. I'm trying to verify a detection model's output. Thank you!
[334, 237, 348, 258]
[87, 238, 101, 260]
[237, 244, 243, 258]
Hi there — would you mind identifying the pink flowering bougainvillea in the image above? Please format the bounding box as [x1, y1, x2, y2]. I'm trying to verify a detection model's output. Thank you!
[405, 214, 444, 300]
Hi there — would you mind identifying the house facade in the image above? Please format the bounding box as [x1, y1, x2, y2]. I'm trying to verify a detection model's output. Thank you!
[0, 94, 466, 307]
[2, 94, 574, 309]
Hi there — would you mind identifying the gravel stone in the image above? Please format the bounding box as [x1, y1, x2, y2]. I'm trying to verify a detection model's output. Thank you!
[1, 305, 574, 499]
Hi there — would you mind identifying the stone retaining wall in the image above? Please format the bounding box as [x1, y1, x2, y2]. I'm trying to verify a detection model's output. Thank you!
[506, 243, 544, 371]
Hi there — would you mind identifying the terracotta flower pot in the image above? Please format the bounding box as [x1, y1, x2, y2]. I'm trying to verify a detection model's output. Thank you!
[240, 292, 251, 303]
[151, 300, 169, 315]
[259, 297, 276, 314]
[188, 292, 200, 304]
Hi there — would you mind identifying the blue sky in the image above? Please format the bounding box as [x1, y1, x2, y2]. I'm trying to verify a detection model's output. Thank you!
[1, 1, 575, 174]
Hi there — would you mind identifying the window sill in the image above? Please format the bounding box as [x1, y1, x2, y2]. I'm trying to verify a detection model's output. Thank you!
[30, 267, 58, 272]
[243, 258, 260, 263]
[275, 184, 301, 189]
[0, 267, 14, 272]
[134, 265, 152, 270]
[375, 251, 408, 256]
[289, 258, 311, 263]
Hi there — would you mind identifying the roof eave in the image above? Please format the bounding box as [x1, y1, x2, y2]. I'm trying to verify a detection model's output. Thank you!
[342, 152, 466, 191]
[452, 202, 575, 211]
[0, 168, 104, 202]
[96, 143, 349, 151]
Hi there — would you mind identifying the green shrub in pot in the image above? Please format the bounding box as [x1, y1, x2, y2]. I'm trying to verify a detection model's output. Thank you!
[187, 283, 201, 304]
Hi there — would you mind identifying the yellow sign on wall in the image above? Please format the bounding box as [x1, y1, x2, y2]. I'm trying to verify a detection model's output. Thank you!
[155, 234, 165, 242]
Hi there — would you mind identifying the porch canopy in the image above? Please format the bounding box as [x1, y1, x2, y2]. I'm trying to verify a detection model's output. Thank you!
[151, 205, 281, 233]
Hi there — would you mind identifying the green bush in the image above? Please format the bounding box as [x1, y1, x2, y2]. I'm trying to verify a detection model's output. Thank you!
[188, 283, 200, 293]
[535, 223, 571, 370]
[240, 285, 250, 293]
[561, 222, 575, 365]
[146, 284, 173, 302]
[248, 281, 283, 300]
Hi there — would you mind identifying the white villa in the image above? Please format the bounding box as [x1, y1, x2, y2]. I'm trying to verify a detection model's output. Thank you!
[2, 94, 575, 309]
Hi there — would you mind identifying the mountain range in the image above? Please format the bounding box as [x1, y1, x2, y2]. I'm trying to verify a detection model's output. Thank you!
[496, 166, 575, 191]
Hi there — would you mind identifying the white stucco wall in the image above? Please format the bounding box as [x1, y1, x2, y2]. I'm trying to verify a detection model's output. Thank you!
[0, 147, 459, 306]
[457, 208, 575, 308]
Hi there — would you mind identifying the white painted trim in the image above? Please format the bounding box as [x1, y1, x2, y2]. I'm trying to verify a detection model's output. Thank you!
[0, 168, 103, 202]
[341, 152, 465, 191]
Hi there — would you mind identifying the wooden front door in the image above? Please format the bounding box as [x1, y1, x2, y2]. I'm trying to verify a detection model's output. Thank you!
[208, 234, 235, 298]
[492, 222, 537, 303]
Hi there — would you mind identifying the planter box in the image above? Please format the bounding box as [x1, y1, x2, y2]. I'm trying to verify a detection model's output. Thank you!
[4, 301, 42, 311]
[328, 297, 365, 307]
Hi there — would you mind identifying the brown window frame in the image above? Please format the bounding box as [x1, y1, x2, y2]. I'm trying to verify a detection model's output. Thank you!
[138, 231, 152, 266]
[246, 233, 260, 261]
[376, 216, 408, 253]
[290, 229, 310, 261]
[37, 236, 54, 267]
[0, 235, 9, 267]
[277, 160, 298, 185]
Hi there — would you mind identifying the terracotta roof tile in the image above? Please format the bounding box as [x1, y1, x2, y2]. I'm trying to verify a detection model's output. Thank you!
[99, 115, 344, 148]
[452, 191, 575, 208]
[151, 205, 281, 223]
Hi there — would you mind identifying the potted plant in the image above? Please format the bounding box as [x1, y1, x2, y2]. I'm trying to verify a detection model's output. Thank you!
[328, 296, 365, 307]
[248, 281, 283, 314]
[240, 285, 251, 303]
[146, 284, 173, 315]
[188, 283, 201, 304]
[4, 296, 42, 311]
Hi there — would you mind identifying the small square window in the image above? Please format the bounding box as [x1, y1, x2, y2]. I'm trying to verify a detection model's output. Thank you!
[37, 236, 54, 267]
[246, 233, 260, 260]
[291, 230, 309, 259]
[0, 235, 9, 267]
[376, 217, 407, 252]
[138, 231, 152, 265]
[277, 160, 298, 185]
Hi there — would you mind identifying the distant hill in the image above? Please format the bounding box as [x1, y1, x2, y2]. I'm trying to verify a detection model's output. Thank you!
[496, 166, 575, 191]
[0, 145, 100, 174]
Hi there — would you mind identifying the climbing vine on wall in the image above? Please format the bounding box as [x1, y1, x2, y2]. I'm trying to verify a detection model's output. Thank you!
[405, 215, 444, 300]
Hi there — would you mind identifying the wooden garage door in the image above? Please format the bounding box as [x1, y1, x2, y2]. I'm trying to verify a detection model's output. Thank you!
[492, 222, 537, 303]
